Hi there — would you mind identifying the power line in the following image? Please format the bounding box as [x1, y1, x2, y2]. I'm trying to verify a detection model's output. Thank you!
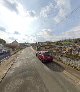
[56, 5, 80, 26]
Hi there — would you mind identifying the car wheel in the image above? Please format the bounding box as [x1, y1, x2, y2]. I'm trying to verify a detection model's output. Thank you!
[36, 53, 37, 56]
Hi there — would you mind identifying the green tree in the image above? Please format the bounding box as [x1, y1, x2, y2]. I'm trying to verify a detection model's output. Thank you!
[0, 38, 6, 44]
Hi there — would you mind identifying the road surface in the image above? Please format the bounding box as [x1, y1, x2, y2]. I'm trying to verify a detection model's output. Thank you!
[0, 47, 80, 92]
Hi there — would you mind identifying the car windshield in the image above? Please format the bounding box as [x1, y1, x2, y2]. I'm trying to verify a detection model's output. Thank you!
[43, 52, 51, 56]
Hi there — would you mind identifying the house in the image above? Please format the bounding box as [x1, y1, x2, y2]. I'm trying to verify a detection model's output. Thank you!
[11, 40, 20, 47]
[0, 44, 4, 50]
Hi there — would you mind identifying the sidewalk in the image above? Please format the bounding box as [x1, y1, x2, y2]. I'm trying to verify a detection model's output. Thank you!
[0, 50, 22, 82]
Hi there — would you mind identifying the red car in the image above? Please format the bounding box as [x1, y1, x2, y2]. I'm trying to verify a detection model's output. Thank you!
[36, 51, 53, 63]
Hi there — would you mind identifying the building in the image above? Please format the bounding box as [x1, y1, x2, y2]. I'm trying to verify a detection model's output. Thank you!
[11, 40, 20, 47]
[0, 44, 4, 50]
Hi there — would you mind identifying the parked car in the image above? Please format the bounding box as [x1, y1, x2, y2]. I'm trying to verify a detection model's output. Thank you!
[36, 51, 53, 63]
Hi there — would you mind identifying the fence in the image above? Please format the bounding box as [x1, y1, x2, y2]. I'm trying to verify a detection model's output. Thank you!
[55, 55, 80, 71]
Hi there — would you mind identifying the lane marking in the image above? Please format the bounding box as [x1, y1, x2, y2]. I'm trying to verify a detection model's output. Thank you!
[30, 47, 36, 52]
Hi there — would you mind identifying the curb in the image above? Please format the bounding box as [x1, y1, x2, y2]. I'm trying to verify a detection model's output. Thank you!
[0, 61, 14, 83]
[54, 59, 80, 86]
[63, 70, 80, 86]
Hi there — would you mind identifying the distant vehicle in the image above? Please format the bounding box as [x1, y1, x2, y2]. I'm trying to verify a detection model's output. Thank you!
[36, 51, 53, 63]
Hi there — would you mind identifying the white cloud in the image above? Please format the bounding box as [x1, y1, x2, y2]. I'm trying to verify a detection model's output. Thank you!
[40, 0, 71, 23]
[0, 26, 6, 32]
[54, 0, 71, 23]
[0, 0, 37, 43]
[35, 25, 80, 42]
[39, 29, 53, 37]
[52, 26, 80, 41]
[35, 29, 55, 42]
[3, 0, 18, 13]
[0, 31, 10, 42]
[0, 0, 79, 43]
[62, 26, 80, 39]
[40, 3, 54, 17]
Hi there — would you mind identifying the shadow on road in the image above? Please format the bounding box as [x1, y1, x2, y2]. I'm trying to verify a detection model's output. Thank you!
[44, 61, 65, 72]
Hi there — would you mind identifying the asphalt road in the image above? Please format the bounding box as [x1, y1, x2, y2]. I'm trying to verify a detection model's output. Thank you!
[0, 47, 80, 92]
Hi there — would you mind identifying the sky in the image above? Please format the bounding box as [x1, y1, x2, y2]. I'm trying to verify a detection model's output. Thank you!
[0, 0, 80, 43]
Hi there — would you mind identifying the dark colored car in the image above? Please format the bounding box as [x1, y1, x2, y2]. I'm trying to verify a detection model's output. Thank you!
[36, 51, 53, 63]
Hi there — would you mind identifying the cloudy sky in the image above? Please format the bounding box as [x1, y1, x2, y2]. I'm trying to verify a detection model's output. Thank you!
[0, 0, 80, 43]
